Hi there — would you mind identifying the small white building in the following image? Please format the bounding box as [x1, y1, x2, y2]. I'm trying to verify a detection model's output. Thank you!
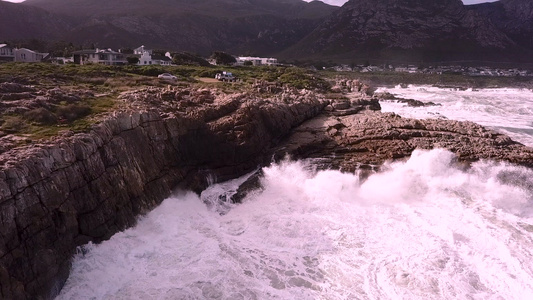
[236, 56, 278, 66]
[14, 48, 49, 62]
[138, 51, 172, 66]
[0, 44, 15, 62]
[134, 45, 152, 55]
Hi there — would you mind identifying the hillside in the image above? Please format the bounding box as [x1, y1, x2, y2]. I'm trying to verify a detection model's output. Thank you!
[17, 0, 338, 55]
[468, 0, 533, 51]
[0, 1, 73, 41]
[281, 0, 530, 64]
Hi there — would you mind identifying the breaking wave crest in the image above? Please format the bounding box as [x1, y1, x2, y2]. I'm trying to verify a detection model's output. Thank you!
[57, 149, 533, 300]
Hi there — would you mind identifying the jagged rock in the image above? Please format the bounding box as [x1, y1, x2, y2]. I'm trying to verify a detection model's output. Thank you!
[229, 169, 264, 204]
[0, 86, 328, 299]
[2, 83, 533, 300]
[374, 92, 440, 107]
[275, 110, 533, 172]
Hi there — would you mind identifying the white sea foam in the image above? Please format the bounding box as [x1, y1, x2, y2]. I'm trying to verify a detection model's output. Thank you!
[377, 85, 533, 147]
[57, 149, 533, 300]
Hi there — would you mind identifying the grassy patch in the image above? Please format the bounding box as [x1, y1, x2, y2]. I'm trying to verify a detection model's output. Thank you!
[0, 62, 334, 144]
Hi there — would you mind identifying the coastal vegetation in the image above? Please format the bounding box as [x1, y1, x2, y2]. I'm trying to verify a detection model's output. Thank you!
[0, 63, 330, 144]
[1, 62, 531, 146]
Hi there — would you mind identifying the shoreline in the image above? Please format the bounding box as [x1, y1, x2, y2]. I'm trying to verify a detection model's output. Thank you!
[1, 65, 533, 299]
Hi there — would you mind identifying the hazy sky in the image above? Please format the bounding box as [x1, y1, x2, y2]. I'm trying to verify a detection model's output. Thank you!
[2, 0, 500, 4]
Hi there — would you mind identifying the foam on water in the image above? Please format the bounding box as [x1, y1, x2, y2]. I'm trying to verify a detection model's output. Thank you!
[377, 85, 533, 147]
[57, 149, 533, 300]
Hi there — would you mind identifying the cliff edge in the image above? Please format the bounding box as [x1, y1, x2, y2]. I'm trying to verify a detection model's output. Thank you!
[1, 80, 533, 299]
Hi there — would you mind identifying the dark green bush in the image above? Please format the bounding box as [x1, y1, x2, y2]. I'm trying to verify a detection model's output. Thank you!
[56, 104, 92, 122]
[2, 116, 26, 133]
[24, 108, 58, 125]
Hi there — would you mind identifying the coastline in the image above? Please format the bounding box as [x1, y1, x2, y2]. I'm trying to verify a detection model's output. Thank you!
[1, 65, 533, 299]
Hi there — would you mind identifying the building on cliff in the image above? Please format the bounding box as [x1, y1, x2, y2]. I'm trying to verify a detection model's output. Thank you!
[0, 44, 15, 62]
[72, 48, 127, 65]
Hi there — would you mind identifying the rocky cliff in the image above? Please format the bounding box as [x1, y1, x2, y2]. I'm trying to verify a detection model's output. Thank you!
[1, 81, 533, 299]
[0, 85, 328, 299]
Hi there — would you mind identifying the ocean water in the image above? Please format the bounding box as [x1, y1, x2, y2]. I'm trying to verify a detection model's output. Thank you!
[57, 87, 533, 300]
[377, 85, 533, 147]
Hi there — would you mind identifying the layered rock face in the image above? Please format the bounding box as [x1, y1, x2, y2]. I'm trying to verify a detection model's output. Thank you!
[2, 81, 533, 299]
[0, 86, 328, 299]
[283, 0, 519, 62]
[277, 109, 533, 172]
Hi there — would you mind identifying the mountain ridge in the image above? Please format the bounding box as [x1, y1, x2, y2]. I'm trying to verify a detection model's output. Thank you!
[280, 0, 530, 63]
[2, 0, 533, 64]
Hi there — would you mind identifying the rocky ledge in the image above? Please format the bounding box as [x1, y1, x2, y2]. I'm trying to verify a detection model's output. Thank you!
[0, 83, 327, 299]
[1, 80, 532, 299]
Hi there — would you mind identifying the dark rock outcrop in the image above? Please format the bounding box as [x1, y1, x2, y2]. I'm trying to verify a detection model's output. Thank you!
[0, 86, 328, 299]
[374, 91, 441, 107]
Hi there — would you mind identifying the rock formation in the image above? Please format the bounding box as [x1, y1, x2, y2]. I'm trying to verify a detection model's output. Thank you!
[0, 85, 328, 299]
[1, 82, 533, 299]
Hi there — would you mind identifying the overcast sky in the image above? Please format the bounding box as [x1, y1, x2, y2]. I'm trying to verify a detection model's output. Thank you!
[2, 0, 500, 5]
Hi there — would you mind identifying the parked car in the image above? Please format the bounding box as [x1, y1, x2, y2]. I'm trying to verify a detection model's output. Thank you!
[158, 73, 177, 80]
[215, 71, 235, 82]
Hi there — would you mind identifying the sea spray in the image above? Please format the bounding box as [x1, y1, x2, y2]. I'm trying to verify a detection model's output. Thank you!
[377, 86, 533, 147]
[57, 149, 533, 300]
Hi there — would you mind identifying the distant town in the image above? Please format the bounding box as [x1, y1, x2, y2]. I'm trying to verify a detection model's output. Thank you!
[1, 43, 532, 78]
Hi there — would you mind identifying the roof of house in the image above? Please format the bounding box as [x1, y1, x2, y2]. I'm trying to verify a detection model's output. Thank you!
[73, 48, 122, 55]
[152, 55, 172, 61]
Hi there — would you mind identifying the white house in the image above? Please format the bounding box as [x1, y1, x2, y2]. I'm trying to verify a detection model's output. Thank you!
[236, 56, 278, 66]
[72, 48, 127, 65]
[14, 48, 49, 62]
[138, 50, 172, 66]
[0, 44, 15, 62]
[134, 45, 152, 55]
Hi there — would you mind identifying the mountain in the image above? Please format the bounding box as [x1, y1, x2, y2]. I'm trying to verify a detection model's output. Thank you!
[0, 1, 73, 41]
[468, 0, 533, 51]
[282, 0, 529, 63]
[17, 0, 338, 55]
[3, 0, 533, 64]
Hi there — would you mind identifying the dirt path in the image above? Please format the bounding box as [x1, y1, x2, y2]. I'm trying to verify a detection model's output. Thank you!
[196, 77, 221, 83]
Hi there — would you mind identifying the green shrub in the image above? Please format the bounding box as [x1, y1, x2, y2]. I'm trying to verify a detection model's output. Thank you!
[2, 116, 26, 133]
[24, 108, 58, 125]
[56, 104, 92, 122]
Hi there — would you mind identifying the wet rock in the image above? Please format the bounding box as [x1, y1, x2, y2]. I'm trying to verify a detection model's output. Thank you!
[0, 86, 329, 299]
[230, 170, 264, 203]
[374, 92, 440, 107]
[275, 110, 533, 171]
